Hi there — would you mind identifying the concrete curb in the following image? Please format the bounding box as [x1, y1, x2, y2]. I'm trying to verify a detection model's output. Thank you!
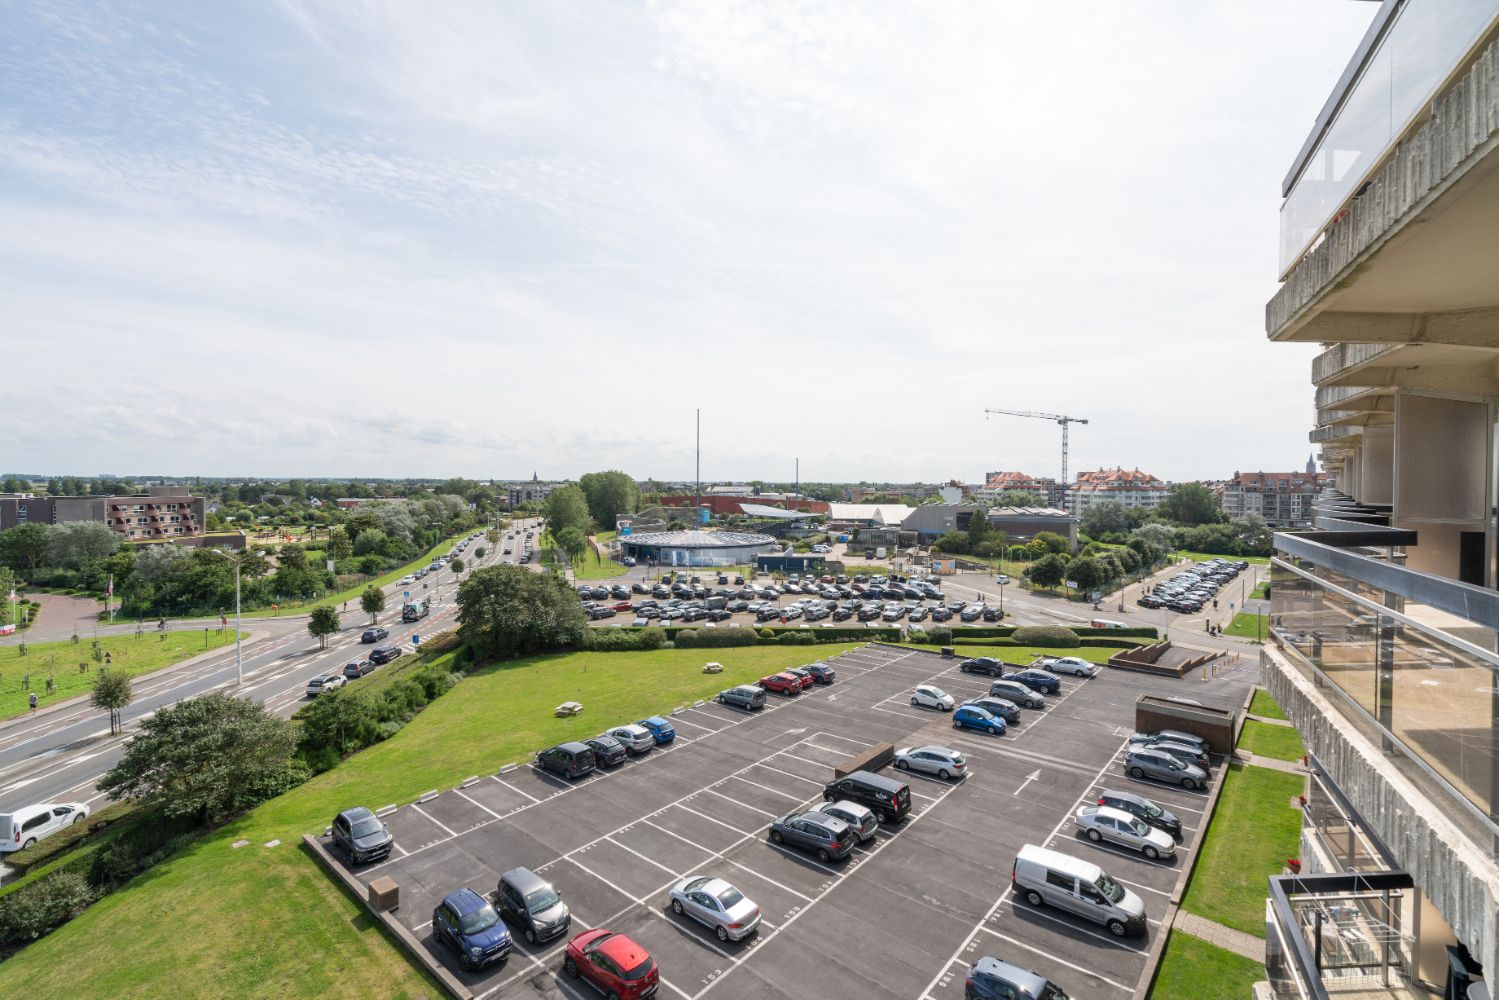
[302, 834, 473, 1000]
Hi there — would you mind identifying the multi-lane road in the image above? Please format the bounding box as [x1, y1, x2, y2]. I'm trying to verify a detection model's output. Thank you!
[0, 520, 538, 824]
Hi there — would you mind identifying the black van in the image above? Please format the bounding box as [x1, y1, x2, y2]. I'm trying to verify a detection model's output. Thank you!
[823, 769, 912, 823]
[538, 742, 596, 780]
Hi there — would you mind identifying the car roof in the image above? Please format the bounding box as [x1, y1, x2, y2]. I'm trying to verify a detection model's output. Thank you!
[972, 956, 1048, 989]
[595, 931, 650, 967]
[1087, 805, 1140, 824]
[613, 723, 649, 735]
[500, 866, 550, 895]
[642, 716, 670, 725]
[443, 887, 488, 914]
[338, 806, 375, 823]
[793, 811, 847, 832]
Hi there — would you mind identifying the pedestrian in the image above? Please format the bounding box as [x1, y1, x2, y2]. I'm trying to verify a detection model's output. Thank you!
[28, 692, 37, 713]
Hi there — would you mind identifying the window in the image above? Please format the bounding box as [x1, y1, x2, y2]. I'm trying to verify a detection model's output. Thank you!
[1044, 869, 1075, 892]
[1079, 882, 1105, 903]
[20, 813, 49, 833]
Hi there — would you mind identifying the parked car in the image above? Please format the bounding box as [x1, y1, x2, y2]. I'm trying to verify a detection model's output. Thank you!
[1137, 594, 1166, 609]
[583, 734, 628, 767]
[433, 888, 512, 970]
[306, 673, 346, 698]
[538, 742, 596, 780]
[361, 626, 388, 644]
[564, 929, 659, 1000]
[928, 606, 953, 622]
[668, 875, 762, 942]
[1139, 738, 1210, 769]
[1073, 805, 1177, 859]
[759, 673, 802, 695]
[908, 606, 930, 623]
[0, 802, 89, 854]
[961, 696, 1021, 723]
[910, 685, 955, 711]
[981, 606, 1004, 622]
[809, 800, 878, 843]
[803, 662, 836, 684]
[1003, 668, 1061, 695]
[952, 704, 1006, 736]
[606, 724, 655, 755]
[1096, 790, 1182, 840]
[894, 745, 967, 780]
[783, 668, 816, 691]
[1012, 844, 1146, 938]
[964, 956, 1071, 1000]
[823, 770, 910, 823]
[1044, 656, 1097, 678]
[959, 656, 1005, 677]
[1128, 729, 1208, 752]
[988, 679, 1044, 709]
[495, 866, 571, 945]
[331, 806, 394, 864]
[768, 810, 856, 863]
[716, 685, 767, 710]
[343, 658, 373, 679]
[1124, 747, 1208, 790]
[637, 716, 676, 745]
[369, 644, 403, 665]
[959, 605, 985, 622]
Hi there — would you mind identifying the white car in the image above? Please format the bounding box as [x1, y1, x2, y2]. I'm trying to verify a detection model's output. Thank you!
[1074, 805, 1177, 859]
[399, 575, 416, 585]
[1046, 656, 1097, 678]
[606, 724, 655, 754]
[305, 673, 346, 698]
[910, 685, 955, 711]
[0, 802, 91, 853]
[894, 745, 967, 780]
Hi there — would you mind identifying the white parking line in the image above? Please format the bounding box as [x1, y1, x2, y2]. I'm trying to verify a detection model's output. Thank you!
[771, 750, 834, 772]
[409, 803, 457, 838]
[728, 775, 804, 801]
[975, 925, 1134, 992]
[757, 767, 823, 787]
[675, 802, 751, 835]
[492, 775, 542, 803]
[564, 854, 644, 905]
[704, 788, 776, 817]
[453, 788, 504, 820]
[606, 835, 679, 875]
[764, 841, 842, 876]
[722, 858, 814, 903]
[669, 716, 720, 735]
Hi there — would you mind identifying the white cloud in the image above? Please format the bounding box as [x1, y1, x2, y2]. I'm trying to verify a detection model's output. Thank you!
[0, 0, 1370, 481]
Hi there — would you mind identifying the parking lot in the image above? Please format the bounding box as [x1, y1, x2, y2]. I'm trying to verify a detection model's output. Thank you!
[317, 643, 1258, 1000]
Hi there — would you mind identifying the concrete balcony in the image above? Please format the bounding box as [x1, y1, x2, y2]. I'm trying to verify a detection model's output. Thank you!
[1312, 343, 1395, 386]
[1310, 424, 1363, 445]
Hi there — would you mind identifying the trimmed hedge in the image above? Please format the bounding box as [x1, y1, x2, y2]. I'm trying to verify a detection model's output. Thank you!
[1010, 625, 1081, 648]
[658, 625, 902, 645]
[924, 624, 1158, 640]
[582, 626, 667, 652]
[671, 629, 760, 649]
[951, 636, 1142, 649]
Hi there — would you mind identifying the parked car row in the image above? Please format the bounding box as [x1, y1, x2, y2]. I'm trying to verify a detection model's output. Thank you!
[1137, 557, 1248, 612]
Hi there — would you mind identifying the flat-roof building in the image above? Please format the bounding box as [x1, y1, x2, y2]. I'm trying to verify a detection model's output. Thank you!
[0, 487, 205, 541]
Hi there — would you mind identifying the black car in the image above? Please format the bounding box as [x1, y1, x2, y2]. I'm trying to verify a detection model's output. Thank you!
[707, 609, 732, 622]
[589, 606, 617, 620]
[727, 600, 748, 612]
[495, 867, 571, 946]
[804, 663, 836, 684]
[369, 644, 403, 665]
[981, 606, 1004, 622]
[960, 656, 1005, 677]
[908, 606, 930, 623]
[631, 582, 648, 594]
[1003, 668, 1061, 695]
[1137, 595, 1166, 609]
[1096, 789, 1183, 840]
[959, 606, 984, 622]
[361, 626, 389, 644]
[831, 607, 853, 621]
[584, 734, 628, 767]
[929, 606, 953, 622]
[857, 605, 883, 621]
[331, 806, 394, 864]
[757, 606, 783, 622]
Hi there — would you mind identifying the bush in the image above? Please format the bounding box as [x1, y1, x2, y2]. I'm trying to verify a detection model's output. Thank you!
[376, 720, 404, 741]
[1010, 625, 1081, 648]
[775, 631, 817, 645]
[582, 626, 667, 652]
[673, 629, 761, 649]
[927, 625, 953, 645]
[757, 627, 777, 640]
[415, 628, 462, 658]
[412, 667, 459, 701]
[907, 628, 929, 644]
[0, 870, 100, 946]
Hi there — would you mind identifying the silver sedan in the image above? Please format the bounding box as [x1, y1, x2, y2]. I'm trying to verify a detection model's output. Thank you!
[667, 876, 761, 942]
[1073, 805, 1177, 860]
[605, 724, 654, 754]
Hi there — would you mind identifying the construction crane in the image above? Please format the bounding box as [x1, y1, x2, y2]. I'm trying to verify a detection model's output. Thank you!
[984, 408, 1090, 487]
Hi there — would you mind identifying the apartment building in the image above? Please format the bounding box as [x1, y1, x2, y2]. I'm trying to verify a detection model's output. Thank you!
[1263, 4, 1499, 997]
[982, 471, 1066, 508]
[0, 487, 205, 540]
[1064, 467, 1169, 517]
[1221, 470, 1327, 528]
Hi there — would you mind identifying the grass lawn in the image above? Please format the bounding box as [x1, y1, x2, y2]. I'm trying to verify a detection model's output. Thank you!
[0, 629, 244, 721]
[1147, 930, 1265, 1000]
[1173, 550, 1271, 566]
[1181, 762, 1303, 936]
[1250, 688, 1287, 720]
[1250, 581, 1270, 600]
[0, 642, 862, 999]
[573, 543, 626, 580]
[1238, 719, 1306, 762]
[1224, 612, 1268, 640]
[247, 533, 472, 619]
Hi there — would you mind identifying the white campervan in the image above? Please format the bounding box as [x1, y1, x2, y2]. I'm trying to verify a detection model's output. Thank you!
[0, 801, 90, 853]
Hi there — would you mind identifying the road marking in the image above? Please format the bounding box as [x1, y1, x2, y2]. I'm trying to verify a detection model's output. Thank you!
[727, 775, 804, 801]
[703, 788, 776, 817]
[453, 788, 504, 820]
[409, 803, 457, 838]
[1014, 769, 1042, 796]
[722, 858, 814, 903]
[492, 776, 542, 803]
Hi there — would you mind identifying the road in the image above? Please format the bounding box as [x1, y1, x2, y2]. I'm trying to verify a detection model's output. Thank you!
[0, 519, 538, 826]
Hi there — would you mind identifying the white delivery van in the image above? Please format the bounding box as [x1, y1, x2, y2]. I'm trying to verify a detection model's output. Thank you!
[0, 802, 90, 853]
[1011, 843, 1147, 937]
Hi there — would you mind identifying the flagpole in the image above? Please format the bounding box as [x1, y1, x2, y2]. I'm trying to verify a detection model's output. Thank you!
[107, 574, 114, 624]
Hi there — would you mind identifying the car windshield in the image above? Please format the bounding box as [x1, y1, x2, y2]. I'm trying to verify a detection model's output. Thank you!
[1096, 873, 1126, 903]
[526, 887, 561, 913]
[459, 903, 500, 934]
[350, 817, 382, 838]
[715, 885, 744, 908]
[1142, 801, 1163, 819]
[929, 688, 948, 699]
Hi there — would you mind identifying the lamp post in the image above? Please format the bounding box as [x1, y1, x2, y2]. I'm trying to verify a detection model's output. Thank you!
[208, 548, 246, 685]
[996, 575, 1008, 616]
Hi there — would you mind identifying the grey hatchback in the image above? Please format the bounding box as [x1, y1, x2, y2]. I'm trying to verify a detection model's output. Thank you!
[768, 811, 856, 863]
[494, 866, 571, 945]
[1124, 747, 1208, 791]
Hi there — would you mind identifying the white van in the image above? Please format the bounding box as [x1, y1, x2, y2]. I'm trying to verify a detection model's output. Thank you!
[1090, 618, 1126, 629]
[1011, 844, 1147, 937]
[0, 801, 91, 853]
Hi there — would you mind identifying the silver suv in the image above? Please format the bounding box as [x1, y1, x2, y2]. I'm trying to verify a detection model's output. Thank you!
[810, 800, 878, 843]
[716, 685, 767, 710]
[1124, 747, 1207, 791]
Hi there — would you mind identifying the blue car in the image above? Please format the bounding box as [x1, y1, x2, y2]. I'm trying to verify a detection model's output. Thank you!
[952, 704, 1006, 736]
[433, 888, 512, 971]
[637, 715, 677, 745]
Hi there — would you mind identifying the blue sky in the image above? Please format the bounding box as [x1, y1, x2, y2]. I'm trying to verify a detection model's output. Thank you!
[1, 1, 1375, 483]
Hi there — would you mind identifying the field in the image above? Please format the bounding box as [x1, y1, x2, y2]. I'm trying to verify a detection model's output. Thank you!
[1224, 612, 1268, 639]
[0, 629, 243, 721]
[1250, 688, 1287, 720]
[1147, 930, 1265, 1000]
[1238, 719, 1306, 762]
[0, 642, 860, 999]
[1172, 550, 1271, 566]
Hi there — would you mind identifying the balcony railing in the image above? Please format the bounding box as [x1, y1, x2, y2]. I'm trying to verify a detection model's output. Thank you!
[1266, 871, 1421, 1000]
[1312, 343, 1396, 385]
[1314, 384, 1367, 410]
[1271, 527, 1499, 851]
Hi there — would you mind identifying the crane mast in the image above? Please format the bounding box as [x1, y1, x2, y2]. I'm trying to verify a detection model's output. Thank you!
[983, 408, 1090, 488]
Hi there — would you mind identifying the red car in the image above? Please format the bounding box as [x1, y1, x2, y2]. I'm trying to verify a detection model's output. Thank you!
[612, 601, 633, 611]
[564, 929, 659, 999]
[784, 668, 816, 691]
[759, 673, 801, 695]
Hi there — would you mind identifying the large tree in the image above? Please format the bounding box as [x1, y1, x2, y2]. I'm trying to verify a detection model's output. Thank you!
[994, 490, 1044, 507]
[308, 605, 340, 649]
[457, 564, 587, 661]
[0, 523, 53, 576]
[1079, 500, 1131, 538]
[543, 485, 591, 537]
[1064, 555, 1109, 592]
[1159, 483, 1224, 526]
[97, 693, 307, 827]
[555, 527, 588, 567]
[577, 471, 640, 531]
[359, 585, 386, 624]
[1028, 552, 1068, 589]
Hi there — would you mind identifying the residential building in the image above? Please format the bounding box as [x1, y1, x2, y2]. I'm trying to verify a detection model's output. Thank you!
[982, 471, 1064, 508]
[0, 487, 205, 540]
[1220, 470, 1327, 528]
[1064, 467, 1169, 517]
[1263, 5, 1499, 997]
[505, 481, 557, 508]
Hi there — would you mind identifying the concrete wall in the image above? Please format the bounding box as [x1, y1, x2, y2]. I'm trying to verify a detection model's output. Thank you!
[1358, 425, 1394, 506]
[1394, 392, 1493, 583]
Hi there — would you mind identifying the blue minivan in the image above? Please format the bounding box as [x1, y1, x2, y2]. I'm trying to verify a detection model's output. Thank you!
[637, 716, 677, 745]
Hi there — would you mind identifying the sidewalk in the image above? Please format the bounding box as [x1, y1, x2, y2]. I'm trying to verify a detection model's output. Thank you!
[1173, 912, 1266, 962]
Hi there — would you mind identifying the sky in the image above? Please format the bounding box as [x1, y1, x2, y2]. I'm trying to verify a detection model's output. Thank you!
[0, 1, 1377, 484]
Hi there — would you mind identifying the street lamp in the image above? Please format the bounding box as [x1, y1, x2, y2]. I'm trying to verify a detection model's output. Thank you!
[208, 547, 255, 685]
[996, 574, 1008, 616]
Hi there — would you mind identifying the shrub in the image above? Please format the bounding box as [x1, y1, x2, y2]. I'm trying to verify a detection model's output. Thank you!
[775, 631, 817, 645]
[927, 625, 953, 645]
[1010, 625, 1081, 648]
[673, 629, 761, 649]
[0, 870, 100, 945]
[757, 627, 777, 640]
[582, 626, 668, 652]
[907, 628, 929, 644]
[415, 628, 462, 658]
[376, 720, 404, 741]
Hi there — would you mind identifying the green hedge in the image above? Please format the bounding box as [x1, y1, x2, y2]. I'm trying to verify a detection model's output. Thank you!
[951, 636, 1141, 649]
[582, 626, 668, 652]
[295, 664, 462, 773]
[936, 624, 1158, 640]
[657, 625, 901, 645]
[1011, 625, 1081, 648]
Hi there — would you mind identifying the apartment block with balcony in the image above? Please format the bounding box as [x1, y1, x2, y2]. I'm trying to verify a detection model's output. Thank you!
[1064, 467, 1169, 517]
[0, 487, 205, 540]
[1264, 3, 1499, 998]
[1223, 470, 1328, 528]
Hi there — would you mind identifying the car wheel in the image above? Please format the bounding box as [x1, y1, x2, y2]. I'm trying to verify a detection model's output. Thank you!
[1086, 828, 1102, 842]
[1182, 777, 1198, 791]
[938, 769, 950, 780]
[21, 838, 36, 850]
[816, 847, 831, 863]
[1130, 766, 1145, 779]
[524, 927, 536, 944]
[608, 992, 621, 1000]
[896, 759, 909, 771]
[770, 830, 784, 844]
[672, 899, 684, 916]
[72, 814, 85, 825]
[458, 952, 473, 971]
[564, 956, 580, 978]
[1144, 846, 1159, 860]
[716, 925, 729, 942]
[910, 697, 919, 706]
[1107, 919, 1128, 938]
[953, 720, 961, 729]
[1025, 889, 1044, 907]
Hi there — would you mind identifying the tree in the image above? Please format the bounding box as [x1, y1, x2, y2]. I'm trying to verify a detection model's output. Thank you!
[555, 527, 588, 566]
[91, 669, 133, 736]
[544, 485, 591, 537]
[1231, 513, 1273, 555]
[1028, 552, 1068, 589]
[97, 693, 307, 827]
[0, 523, 53, 576]
[1031, 530, 1071, 555]
[308, 605, 340, 649]
[995, 490, 1044, 507]
[325, 525, 353, 561]
[1159, 483, 1224, 526]
[577, 471, 640, 531]
[931, 530, 969, 555]
[1064, 555, 1108, 593]
[1130, 522, 1175, 554]
[966, 510, 990, 549]
[449, 557, 465, 575]
[360, 585, 385, 624]
[1079, 501, 1131, 539]
[457, 564, 587, 661]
